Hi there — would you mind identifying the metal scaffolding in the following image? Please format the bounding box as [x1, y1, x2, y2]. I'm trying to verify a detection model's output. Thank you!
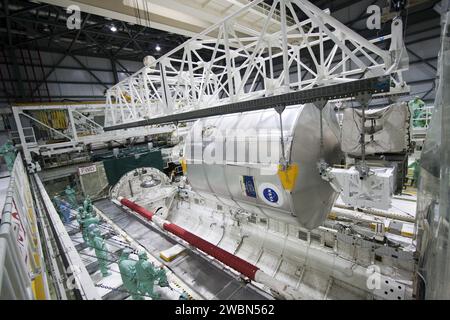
[105, 0, 410, 128]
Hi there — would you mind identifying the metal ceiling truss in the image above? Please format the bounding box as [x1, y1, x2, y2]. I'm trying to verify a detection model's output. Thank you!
[105, 0, 410, 128]
[0, 0, 187, 104]
[0, 0, 184, 60]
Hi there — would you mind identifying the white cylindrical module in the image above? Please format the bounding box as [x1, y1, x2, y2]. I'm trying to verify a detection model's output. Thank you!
[183, 103, 342, 229]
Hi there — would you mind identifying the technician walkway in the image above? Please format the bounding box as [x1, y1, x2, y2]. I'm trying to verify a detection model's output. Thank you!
[93, 199, 270, 300]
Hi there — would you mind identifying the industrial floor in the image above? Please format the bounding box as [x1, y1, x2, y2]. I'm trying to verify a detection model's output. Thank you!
[92, 199, 270, 300]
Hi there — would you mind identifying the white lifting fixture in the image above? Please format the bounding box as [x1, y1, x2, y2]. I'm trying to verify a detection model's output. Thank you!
[105, 0, 409, 127]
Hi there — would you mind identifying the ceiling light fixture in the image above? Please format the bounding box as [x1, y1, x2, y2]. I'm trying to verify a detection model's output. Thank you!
[155, 44, 161, 52]
[110, 25, 117, 32]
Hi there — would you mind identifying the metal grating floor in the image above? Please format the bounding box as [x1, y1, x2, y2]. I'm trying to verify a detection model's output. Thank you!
[94, 199, 270, 300]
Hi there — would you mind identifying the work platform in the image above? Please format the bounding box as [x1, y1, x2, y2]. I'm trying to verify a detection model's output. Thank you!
[92, 199, 271, 300]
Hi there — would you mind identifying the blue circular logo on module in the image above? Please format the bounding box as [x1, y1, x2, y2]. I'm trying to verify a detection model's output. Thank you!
[263, 188, 279, 203]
